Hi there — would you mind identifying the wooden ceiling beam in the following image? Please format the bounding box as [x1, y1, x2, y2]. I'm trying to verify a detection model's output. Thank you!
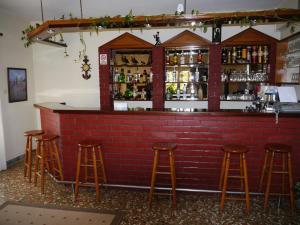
[28, 8, 300, 42]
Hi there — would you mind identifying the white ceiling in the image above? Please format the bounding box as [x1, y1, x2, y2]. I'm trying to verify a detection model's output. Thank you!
[0, 0, 298, 22]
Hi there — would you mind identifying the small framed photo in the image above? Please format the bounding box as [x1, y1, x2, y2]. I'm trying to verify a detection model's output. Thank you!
[7, 68, 28, 103]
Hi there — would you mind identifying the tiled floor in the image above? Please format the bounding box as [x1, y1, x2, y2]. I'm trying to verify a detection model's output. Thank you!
[0, 162, 299, 225]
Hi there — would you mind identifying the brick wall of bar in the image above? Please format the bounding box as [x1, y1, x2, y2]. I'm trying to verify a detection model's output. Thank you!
[40, 110, 300, 191]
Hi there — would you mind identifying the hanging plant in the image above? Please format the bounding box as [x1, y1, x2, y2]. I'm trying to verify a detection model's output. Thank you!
[124, 10, 135, 26]
[21, 23, 40, 47]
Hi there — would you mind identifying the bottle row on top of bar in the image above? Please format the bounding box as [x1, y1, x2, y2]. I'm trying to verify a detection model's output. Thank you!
[222, 45, 269, 64]
[166, 50, 206, 65]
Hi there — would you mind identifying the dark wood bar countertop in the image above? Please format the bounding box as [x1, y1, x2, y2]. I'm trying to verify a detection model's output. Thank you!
[34, 102, 300, 192]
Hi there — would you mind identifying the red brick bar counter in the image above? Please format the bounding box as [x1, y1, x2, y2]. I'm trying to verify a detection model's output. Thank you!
[34, 103, 300, 192]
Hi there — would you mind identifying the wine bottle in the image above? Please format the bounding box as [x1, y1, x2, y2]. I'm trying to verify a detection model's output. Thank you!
[242, 46, 247, 61]
[189, 50, 194, 64]
[252, 46, 257, 63]
[227, 49, 232, 64]
[263, 46, 268, 63]
[195, 67, 199, 82]
[258, 46, 263, 63]
[197, 50, 203, 64]
[114, 68, 119, 82]
[118, 68, 126, 83]
[247, 46, 251, 63]
[173, 50, 178, 65]
[166, 50, 170, 65]
[232, 47, 237, 64]
[180, 51, 185, 65]
[222, 48, 227, 64]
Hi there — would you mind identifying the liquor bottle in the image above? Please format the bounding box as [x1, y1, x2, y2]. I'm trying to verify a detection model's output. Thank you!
[252, 46, 257, 63]
[232, 47, 237, 64]
[197, 50, 203, 64]
[114, 68, 119, 82]
[247, 46, 251, 63]
[222, 48, 227, 64]
[263, 46, 268, 63]
[118, 68, 126, 96]
[189, 50, 194, 64]
[236, 46, 241, 61]
[183, 83, 187, 100]
[173, 50, 178, 65]
[172, 67, 177, 82]
[242, 46, 247, 61]
[141, 70, 147, 83]
[258, 46, 263, 63]
[176, 87, 181, 100]
[227, 48, 232, 64]
[180, 51, 185, 65]
[127, 69, 132, 83]
[118, 68, 126, 83]
[195, 67, 200, 82]
[134, 70, 140, 83]
[149, 69, 153, 83]
[166, 50, 170, 65]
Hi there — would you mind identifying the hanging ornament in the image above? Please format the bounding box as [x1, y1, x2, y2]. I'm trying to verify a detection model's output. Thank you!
[81, 55, 91, 80]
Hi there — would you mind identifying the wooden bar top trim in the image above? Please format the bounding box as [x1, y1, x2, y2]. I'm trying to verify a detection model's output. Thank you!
[34, 103, 300, 117]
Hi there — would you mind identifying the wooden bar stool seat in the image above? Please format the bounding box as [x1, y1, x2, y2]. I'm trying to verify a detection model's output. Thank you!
[74, 141, 107, 202]
[259, 143, 294, 211]
[219, 144, 250, 212]
[33, 134, 64, 194]
[23, 130, 44, 182]
[149, 142, 177, 208]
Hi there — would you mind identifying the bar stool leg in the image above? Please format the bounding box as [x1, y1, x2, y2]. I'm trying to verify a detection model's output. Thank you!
[264, 151, 274, 209]
[242, 153, 250, 212]
[149, 150, 159, 206]
[98, 146, 107, 183]
[259, 150, 269, 192]
[220, 152, 230, 212]
[40, 143, 45, 194]
[239, 154, 244, 190]
[27, 137, 33, 182]
[169, 150, 176, 208]
[84, 148, 88, 183]
[92, 147, 100, 202]
[74, 147, 82, 201]
[34, 141, 41, 186]
[287, 152, 295, 211]
[219, 153, 226, 190]
[52, 140, 64, 180]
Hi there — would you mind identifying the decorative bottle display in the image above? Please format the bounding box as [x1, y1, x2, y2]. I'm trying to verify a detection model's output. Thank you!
[165, 48, 208, 101]
[112, 50, 152, 100]
[221, 44, 271, 101]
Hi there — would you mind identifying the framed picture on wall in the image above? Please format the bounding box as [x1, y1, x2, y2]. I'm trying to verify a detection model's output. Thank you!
[7, 68, 28, 103]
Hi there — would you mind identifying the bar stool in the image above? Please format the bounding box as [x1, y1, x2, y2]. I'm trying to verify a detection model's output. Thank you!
[74, 141, 107, 202]
[148, 142, 177, 208]
[219, 144, 250, 212]
[33, 134, 64, 194]
[259, 143, 294, 211]
[24, 130, 44, 182]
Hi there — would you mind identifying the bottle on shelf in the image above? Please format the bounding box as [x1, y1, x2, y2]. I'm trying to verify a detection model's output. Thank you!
[140, 69, 147, 83]
[197, 50, 203, 64]
[195, 67, 200, 82]
[173, 50, 178, 65]
[247, 46, 252, 63]
[127, 69, 132, 83]
[222, 48, 227, 64]
[198, 85, 203, 100]
[176, 87, 181, 100]
[258, 46, 263, 63]
[166, 50, 170, 65]
[227, 48, 232, 64]
[232, 47, 237, 64]
[236, 46, 241, 61]
[118, 68, 126, 83]
[134, 70, 140, 83]
[189, 50, 194, 64]
[118, 68, 126, 96]
[263, 46, 268, 63]
[183, 83, 187, 100]
[172, 67, 177, 82]
[114, 68, 120, 82]
[252, 46, 257, 63]
[180, 50, 185, 65]
[149, 69, 153, 83]
[242, 46, 247, 62]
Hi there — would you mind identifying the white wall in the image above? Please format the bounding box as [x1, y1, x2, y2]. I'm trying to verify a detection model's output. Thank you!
[0, 9, 37, 163]
[33, 24, 282, 108]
